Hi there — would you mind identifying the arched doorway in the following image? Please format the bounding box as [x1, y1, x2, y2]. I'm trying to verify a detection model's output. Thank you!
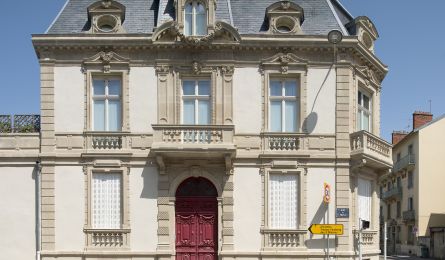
[175, 177, 218, 260]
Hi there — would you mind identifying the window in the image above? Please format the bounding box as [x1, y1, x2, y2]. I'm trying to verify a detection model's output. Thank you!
[182, 79, 211, 124]
[408, 171, 413, 189]
[357, 90, 372, 131]
[92, 173, 122, 229]
[408, 144, 413, 155]
[397, 177, 401, 188]
[269, 79, 299, 132]
[357, 178, 372, 224]
[396, 226, 401, 243]
[397, 201, 401, 218]
[408, 197, 414, 211]
[92, 77, 122, 131]
[269, 174, 298, 229]
[407, 225, 414, 244]
[396, 152, 401, 162]
[184, 1, 207, 36]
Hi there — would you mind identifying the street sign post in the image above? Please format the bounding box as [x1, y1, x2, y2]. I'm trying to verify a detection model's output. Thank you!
[308, 224, 344, 235]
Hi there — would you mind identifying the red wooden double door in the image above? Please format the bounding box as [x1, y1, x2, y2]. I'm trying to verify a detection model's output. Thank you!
[175, 178, 218, 260]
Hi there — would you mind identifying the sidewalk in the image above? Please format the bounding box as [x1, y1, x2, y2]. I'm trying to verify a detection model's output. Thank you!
[380, 255, 435, 260]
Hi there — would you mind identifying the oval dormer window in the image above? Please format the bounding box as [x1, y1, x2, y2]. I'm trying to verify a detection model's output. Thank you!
[274, 16, 296, 34]
[96, 15, 118, 33]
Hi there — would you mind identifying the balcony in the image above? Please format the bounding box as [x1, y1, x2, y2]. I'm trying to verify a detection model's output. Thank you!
[262, 229, 306, 250]
[393, 154, 415, 172]
[151, 125, 236, 171]
[382, 186, 402, 201]
[84, 228, 130, 249]
[403, 210, 416, 222]
[350, 130, 392, 170]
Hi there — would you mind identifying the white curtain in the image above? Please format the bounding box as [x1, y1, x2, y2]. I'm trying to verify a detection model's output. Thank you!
[93, 173, 122, 229]
[269, 174, 298, 229]
[358, 177, 372, 223]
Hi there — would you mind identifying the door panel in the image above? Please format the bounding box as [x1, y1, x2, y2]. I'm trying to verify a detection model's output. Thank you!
[176, 198, 217, 260]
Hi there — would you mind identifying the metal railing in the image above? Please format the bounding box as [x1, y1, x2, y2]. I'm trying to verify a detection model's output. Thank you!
[403, 210, 416, 221]
[393, 154, 415, 172]
[382, 186, 402, 201]
[0, 115, 40, 133]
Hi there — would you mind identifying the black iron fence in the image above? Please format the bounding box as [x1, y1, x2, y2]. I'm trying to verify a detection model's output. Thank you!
[0, 115, 40, 133]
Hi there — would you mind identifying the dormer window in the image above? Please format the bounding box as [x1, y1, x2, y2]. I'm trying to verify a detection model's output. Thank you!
[266, 1, 304, 35]
[88, 0, 126, 34]
[184, 1, 207, 36]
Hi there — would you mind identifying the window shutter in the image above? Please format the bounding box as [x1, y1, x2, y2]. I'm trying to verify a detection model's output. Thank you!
[93, 173, 122, 229]
[269, 174, 298, 229]
[358, 178, 372, 223]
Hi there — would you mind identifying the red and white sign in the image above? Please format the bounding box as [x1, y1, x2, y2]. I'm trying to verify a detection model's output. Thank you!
[323, 183, 331, 204]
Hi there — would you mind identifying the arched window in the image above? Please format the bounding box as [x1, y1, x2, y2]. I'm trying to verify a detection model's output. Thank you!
[184, 1, 207, 36]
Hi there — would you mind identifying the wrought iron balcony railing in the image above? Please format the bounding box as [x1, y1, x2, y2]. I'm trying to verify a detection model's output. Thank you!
[0, 114, 40, 133]
[382, 186, 402, 201]
[393, 154, 416, 172]
[403, 210, 416, 222]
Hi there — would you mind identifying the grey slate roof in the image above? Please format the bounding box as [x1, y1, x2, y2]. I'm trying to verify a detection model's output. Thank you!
[46, 0, 353, 35]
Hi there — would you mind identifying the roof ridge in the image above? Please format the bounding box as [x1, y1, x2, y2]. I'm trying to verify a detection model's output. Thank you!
[325, 0, 348, 35]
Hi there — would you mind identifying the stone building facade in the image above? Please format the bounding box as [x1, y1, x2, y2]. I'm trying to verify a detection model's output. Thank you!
[0, 0, 392, 259]
[380, 112, 445, 258]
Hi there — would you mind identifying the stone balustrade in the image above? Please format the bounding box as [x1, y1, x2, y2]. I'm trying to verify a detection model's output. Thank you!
[350, 130, 392, 169]
[84, 229, 130, 248]
[262, 229, 306, 249]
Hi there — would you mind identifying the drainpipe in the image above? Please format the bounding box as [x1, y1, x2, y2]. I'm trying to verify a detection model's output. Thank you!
[35, 160, 42, 260]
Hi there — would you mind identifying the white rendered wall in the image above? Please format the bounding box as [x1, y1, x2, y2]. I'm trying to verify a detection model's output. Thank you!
[129, 67, 158, 132]
[233, 167, 262, 252]
[306, 167, 336, 250]
[54, 66, 85, 132]
[130, 166, 158, 251]
[0, 167, 36, 260]
[233, 68, 262, 134]
[55, 166, 84, 251]
[306, 67, 336, 134]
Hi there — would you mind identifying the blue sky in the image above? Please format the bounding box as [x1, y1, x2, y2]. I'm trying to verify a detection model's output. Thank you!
[1, 1, 444, 142]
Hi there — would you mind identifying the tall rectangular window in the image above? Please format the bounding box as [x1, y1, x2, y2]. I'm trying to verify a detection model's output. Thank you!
[408, 171, 414, 189]
[357, 90, 372, 131]
[92, 173, 122, 229]
[269, 174, 298, 229]
[269, 79, 299, 132]
[92, 77, 122, 131]
[358, 178, 372, 223]
[182, 80, 211, 125]
[408, 197, 414, 211]
[397, 201, 401, 218]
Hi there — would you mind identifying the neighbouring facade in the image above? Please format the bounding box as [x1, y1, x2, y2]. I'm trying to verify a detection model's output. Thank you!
[0, 0, 392, 259]
[380, 112, 445, 258]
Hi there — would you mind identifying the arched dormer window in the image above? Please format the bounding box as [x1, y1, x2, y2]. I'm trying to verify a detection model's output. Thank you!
[87, 0, 126, 34]
[184, 1, 207, 36]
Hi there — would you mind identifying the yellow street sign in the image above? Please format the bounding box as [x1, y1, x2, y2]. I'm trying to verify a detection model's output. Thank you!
[308, 224, 344, 235]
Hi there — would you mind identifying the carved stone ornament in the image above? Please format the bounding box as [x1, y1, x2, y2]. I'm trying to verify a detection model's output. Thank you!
[261, 52, 308, 74]
[155, 65, 171, 75]
[192, 61, 203, 75]
[356, 66, 382, 87]
[82, 51, 129, 73]
[152, 21, 241, 45]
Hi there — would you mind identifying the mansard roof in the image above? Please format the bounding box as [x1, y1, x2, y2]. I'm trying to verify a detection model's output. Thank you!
[46, 0, 354, 35]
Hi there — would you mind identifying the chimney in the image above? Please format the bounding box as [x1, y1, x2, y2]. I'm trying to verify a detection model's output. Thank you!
[413, 111, 433, 130]
[392, 131, 408, 145]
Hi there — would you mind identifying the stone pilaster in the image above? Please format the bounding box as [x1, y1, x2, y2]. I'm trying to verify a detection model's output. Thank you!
[40, 59, 56, 250]
[335, 66, 353, 251]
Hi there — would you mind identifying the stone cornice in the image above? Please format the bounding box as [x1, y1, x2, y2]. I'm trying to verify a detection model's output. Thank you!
[32, 34, 387, 81]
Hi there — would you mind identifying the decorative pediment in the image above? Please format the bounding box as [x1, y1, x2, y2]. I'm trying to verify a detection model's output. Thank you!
[261, 53, 308, 74]
[356, 66, 383, 89]
[265, 1, 304, 34]
[152, 21, 241, 45]
[82, 51, 129, 73]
